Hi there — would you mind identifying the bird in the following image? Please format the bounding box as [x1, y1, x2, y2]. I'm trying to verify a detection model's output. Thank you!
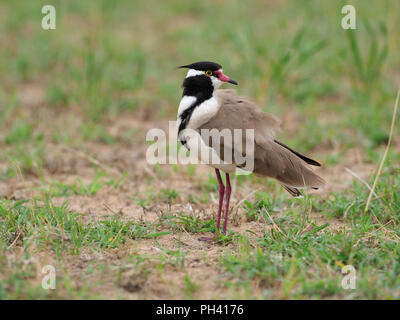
[176, 61, 325, 240]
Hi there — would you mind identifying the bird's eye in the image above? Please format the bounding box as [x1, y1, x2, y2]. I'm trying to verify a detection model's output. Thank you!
[205, 70, 212, 76]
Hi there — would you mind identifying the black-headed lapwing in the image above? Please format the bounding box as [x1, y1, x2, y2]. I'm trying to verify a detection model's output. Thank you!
[177, 61, 325, 240]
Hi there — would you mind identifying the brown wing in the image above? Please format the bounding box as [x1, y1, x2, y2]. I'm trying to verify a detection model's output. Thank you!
[273, 139, 321, 166]
[199, 89, 325, 190]
[212, 89, 282, 140]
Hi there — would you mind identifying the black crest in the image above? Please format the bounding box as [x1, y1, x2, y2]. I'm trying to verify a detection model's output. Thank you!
[178, 61, 222, 71]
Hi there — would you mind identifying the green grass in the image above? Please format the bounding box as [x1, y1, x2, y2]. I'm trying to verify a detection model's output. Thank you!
[0, 199, 164, 253]
[221, 171, 400, 299]
[39, 172, 128, 197]
[161, 214, 216, 234]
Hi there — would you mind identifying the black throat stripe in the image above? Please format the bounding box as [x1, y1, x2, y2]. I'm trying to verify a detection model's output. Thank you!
[178, 75, 214, 143]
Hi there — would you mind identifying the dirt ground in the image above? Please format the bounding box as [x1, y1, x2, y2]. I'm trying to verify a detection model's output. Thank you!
[1, 83, 387, 299]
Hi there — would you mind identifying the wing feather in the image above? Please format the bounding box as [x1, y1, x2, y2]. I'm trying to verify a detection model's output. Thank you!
[199, 89, 325, 190]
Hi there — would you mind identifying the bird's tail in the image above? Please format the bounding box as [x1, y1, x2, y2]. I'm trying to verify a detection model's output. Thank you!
[282, 185, 302, 197]
[281, 184, 320, 198]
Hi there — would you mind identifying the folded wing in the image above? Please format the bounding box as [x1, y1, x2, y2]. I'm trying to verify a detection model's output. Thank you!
[199, 89, 325, 193]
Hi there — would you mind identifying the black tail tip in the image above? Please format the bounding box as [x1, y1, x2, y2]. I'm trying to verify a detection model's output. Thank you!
[282, 185, 302, 197]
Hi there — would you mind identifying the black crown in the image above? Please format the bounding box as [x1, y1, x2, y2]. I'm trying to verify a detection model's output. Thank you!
[178, 61, 222, 71]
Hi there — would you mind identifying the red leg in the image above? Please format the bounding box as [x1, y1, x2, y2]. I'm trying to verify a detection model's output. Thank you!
[222, 173, 231, 235]
[198, 169, 225, 242]
[215, 168, 225, 231]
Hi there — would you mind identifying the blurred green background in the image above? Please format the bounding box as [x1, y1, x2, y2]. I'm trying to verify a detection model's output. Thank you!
[1, 0, 399, 137]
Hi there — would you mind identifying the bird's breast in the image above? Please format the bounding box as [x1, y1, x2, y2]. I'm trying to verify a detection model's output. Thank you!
[177, 95, 220, 132]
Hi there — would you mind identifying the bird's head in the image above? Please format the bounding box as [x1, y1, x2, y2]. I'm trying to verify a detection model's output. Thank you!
[178, 61, 238, 90]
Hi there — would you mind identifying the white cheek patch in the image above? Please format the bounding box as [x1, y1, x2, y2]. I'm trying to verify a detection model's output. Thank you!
[211, 76, 223, 89]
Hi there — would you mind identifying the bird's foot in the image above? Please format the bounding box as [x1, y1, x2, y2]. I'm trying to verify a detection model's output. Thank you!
[198, 231, 225, 242]
[198, 236, 217, 242]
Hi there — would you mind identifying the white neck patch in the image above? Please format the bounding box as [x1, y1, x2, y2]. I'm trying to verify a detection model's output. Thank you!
[187, 94, 219, 130]
[176, 94, 220, 134]
[176, 95, 196, 131]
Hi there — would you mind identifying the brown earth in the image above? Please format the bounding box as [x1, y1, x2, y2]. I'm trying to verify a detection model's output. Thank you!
[0, 84, 389, 298]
